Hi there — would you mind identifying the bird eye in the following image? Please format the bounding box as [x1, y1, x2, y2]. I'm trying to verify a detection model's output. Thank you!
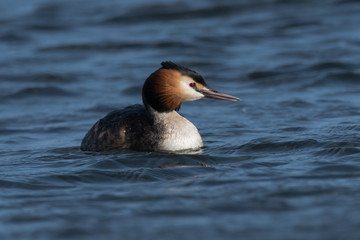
[189, 82, 196, 88]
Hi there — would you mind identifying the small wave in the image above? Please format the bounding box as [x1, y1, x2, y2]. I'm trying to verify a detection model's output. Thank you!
[311, 164, 360, 174]
[280, 127, 307, 132]
[309, 61, 354, 71]
[43, 169, 154, 183]
[104, 4, 245, 24]
[0, 31, 31, 43]
[0, 179, 65, 190]
[327, 72, 360, 83]
[39, 42, 147, 52]
[243, 70, 299, 86]
[81, 104, 123, 113]
[208, 198, 293, 213]
[121, 85, 142, 96]
[25, 24, 69, 31]
[315, 147, 360, 157]
[245, 71, 278, 80]
[277, 99, 313, 108]
[316, 105, 359, 118]
[0, 128, 25, 134]
[0, 73, 78, 83]
[37, 165, 212, 184]
[314, 141, 360, 157]
[238, 139, 319, 152]
[50, 146, 82, 154]
[38, 41, 195, 52]
[335, 124, 360, 131]
[0, 126, 73, 135]
[4, 86, 76, 99]
[30, 149, 216, 184]
[31, 73, 78, 83]
[32, 2, 62, 17]
[276, 20, 321, 31]
[268, 188, 334, 198]
[88, 159, 127, 170]
[336, 0, 360, 4]
[240, 160, 288, 169]
[306, 71, 360, 88]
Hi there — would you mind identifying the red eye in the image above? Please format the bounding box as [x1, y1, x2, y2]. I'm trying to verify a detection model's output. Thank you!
[189, 82, 196, 88]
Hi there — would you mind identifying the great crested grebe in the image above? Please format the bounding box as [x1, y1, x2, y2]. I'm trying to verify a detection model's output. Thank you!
[81, 61, 240, 152]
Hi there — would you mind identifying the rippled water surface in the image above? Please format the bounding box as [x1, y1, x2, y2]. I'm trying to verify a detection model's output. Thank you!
[1, 0, 360, 239]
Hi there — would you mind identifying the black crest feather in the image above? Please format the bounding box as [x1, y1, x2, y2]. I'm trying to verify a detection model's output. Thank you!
[161, 61, 207, 86]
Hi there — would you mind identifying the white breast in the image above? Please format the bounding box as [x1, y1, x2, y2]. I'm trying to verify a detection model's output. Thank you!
[154, 111, 203, 151]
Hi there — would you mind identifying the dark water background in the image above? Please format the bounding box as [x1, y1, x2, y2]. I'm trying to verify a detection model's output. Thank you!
[1, 0, 360, 239]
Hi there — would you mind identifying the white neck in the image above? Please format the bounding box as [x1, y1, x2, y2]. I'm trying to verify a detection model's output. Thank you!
[148, 107, 203, 151]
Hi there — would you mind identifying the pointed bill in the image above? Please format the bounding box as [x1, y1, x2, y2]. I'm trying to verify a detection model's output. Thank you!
[199, 89, 241, 102]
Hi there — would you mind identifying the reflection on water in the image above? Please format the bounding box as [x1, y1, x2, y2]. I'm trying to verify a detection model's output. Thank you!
[1, 0, 360, 239]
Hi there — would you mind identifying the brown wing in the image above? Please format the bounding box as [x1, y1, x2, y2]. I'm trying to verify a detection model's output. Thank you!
[80, 104, 158, 151]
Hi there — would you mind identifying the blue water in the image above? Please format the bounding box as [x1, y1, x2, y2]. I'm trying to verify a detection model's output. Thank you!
[1, 0, 360, 239]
